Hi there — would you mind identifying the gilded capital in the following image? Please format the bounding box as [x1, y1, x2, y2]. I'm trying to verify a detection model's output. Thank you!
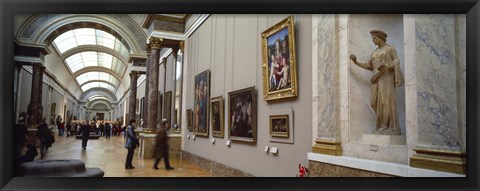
[149, 37, 163, 49]
[130, 71, 138, 78]
[179, 41, 185, 52]
[146, 43, 152, 54]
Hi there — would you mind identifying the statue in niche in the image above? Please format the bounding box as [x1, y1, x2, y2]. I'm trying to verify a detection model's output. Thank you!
[349, 30, 405, 135]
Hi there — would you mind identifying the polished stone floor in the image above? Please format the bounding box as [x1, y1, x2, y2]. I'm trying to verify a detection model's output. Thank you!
[35, 133, 212, 177]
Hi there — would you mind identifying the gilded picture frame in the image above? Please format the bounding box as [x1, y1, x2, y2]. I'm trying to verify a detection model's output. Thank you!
[269, 114, 289, 138]
[228, 86, 256, 143]
[186, 109, 193, 132]
[210, 96, 224, 138]
[193, 70, 211, 137]
[261, 15, 298, 101]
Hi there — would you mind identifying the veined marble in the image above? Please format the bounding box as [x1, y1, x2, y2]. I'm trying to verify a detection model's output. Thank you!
[312, 14, 340, 140]
[415, 14, 461, 151]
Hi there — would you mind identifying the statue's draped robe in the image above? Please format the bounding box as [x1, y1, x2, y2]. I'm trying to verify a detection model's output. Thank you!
[367, 44, 405, 135]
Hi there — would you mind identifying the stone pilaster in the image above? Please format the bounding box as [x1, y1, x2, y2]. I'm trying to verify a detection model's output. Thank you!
[129, 71, 139, 123]
[146, 37, 163, 132]
[171, 47, 179, 129]
[162, 57, 167, 125]
[311, 14, 342, 156]
[408, 14, 466, 174]
[28, 63, 46, 126]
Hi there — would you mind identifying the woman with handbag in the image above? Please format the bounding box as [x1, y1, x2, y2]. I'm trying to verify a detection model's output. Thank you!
[124, 119, 138, 169]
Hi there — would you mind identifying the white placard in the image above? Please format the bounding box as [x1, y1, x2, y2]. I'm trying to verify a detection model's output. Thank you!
[226, 140, 231, 146]
[270, 147, 278, 154]
[211, 139, 215, 144]
[264, 146, 269, 152]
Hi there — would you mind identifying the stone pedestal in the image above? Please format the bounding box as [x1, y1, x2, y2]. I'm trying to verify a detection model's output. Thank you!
[139, 133, 181, 159]
[362, 134, 406, 145]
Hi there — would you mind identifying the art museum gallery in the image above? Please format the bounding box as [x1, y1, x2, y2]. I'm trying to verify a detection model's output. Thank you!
[10, 14, 467, 178]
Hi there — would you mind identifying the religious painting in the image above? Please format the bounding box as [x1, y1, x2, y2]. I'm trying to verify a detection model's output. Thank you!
[186, 109, 193, 132]
[261, 15, 298, 101]
[269, 114, 289, 138]
[164, 91, 172, 129]
[193, 70, 210, 137]
[210, 96, 224, 138]
[228, 86, 256, 143]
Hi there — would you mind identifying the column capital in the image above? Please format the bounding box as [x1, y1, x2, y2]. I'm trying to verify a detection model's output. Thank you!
[130, 71, 139, 79]
[179, 41, 184, 53]
[149, 37, 163, 49]
[146, 43, 152, 55]
[32, 63, 46, 71]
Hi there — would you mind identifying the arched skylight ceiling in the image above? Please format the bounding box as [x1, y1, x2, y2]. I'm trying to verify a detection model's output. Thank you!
[65, 51, 126, 76]
[81, 82, 116, 93]
[53, 28, 129, 57]
[88, 95, 110, 102]
[52, 27, 131, 96]
[76, 71, 119, 93]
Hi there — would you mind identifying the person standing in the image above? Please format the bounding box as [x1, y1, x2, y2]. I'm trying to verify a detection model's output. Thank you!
[105, 122, 111, 140]
[153, 121, 174, 170]
[124, 119, 138, 169]
[349, 30, 405, 135]
[80, 122, 91, 150]
[36, 118, 51, 159]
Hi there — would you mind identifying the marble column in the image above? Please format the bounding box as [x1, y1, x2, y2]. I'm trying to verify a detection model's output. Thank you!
[146, 37, 163, 132]
[162, 57, 167, 125]
[311, 14, 342, 156]
[177, 41, 185, 131]
[408, 14, 466, 174]
[28, 63, 46, 127]
[171, 47, 179, 130]
[129, 71, 139, 123]
[143, 44, 152, 128]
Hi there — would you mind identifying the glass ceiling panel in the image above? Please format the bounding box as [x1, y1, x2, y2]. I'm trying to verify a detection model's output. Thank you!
[53, 28, 130, 57]
[88, 95, 109, 101]
[64, 51, 126, 75]
[76, 71, 119, 87]
[81, 82, 116, 93]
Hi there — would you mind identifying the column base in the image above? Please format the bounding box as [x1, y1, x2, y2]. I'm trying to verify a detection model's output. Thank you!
[410, 148, 466, 174]
[312, 139, 342, 156]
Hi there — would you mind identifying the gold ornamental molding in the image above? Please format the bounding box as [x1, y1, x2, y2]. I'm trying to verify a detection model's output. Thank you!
[149, 37, 163, 49]
[179, 41, 185, 52]
[410, 148, 466, 174]
[312, 139, 342, 156]
[146, 42, 152, 54]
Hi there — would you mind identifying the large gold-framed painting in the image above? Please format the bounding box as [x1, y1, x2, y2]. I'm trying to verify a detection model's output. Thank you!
[261, 15, 298, 101]
[210, 96, 224, 138]
[228, 86, 256, 143]
[193, 70, 210, 137]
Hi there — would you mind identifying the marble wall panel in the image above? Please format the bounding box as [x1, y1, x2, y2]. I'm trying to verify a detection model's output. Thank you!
[309, 160, 393, 177]
[312, 14, 339, 140]
[414, 14, 461, 151]
[182, 151, 253, 177]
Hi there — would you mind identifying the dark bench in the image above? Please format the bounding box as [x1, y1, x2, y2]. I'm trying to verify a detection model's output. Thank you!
[16, 159, 104, 177]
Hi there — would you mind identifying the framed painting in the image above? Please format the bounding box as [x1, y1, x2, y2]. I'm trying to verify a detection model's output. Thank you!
[186, 109, 193, 132]
[269, 114, 289, 138]
[164, 91, 172, 128]
[228, 86, 256, 143]
[193, 70, 210, 137]
[261, 15, 298, 101]
[210, 96, 224, 138]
